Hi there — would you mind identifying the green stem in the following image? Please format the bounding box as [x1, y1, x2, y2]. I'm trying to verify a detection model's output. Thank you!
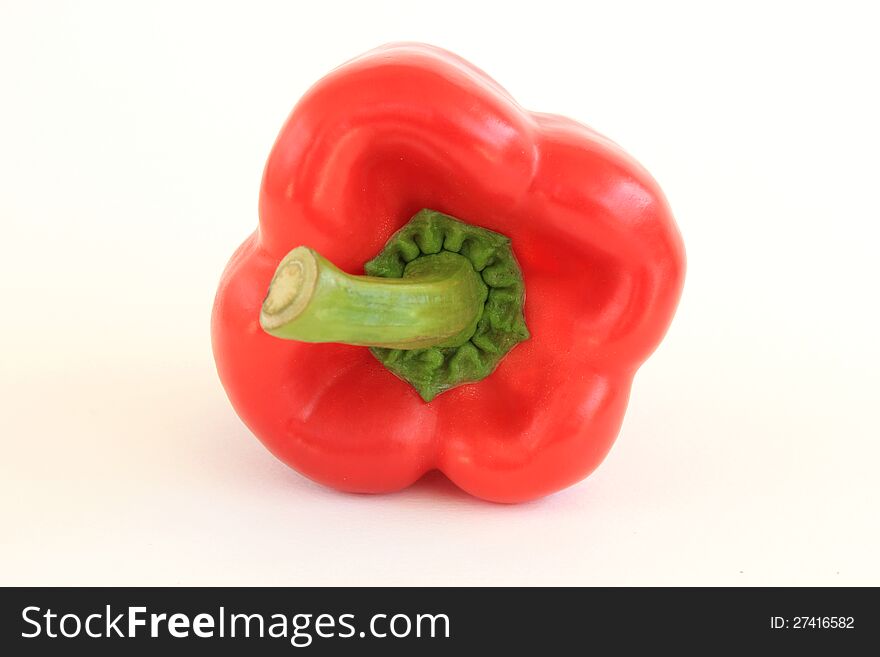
[260, 247, 487, 350]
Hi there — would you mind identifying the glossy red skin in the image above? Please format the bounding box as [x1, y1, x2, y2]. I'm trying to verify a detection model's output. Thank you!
[212, 44, 685, 503]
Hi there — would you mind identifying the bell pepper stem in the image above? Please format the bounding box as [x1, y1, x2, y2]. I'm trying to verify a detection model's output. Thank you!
[260, 247, 486, 350]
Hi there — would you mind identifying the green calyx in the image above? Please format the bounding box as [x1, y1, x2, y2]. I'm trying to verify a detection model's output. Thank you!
[364, 210, 529, 401]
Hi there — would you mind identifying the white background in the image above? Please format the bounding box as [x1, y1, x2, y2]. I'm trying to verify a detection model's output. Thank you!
[2, 1, 878, 586]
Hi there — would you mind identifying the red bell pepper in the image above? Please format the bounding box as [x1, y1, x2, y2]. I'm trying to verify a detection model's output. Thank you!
[211, 44, 685, 503]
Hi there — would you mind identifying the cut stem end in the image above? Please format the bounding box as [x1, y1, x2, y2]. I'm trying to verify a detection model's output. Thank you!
[259, 247, 318, 332]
